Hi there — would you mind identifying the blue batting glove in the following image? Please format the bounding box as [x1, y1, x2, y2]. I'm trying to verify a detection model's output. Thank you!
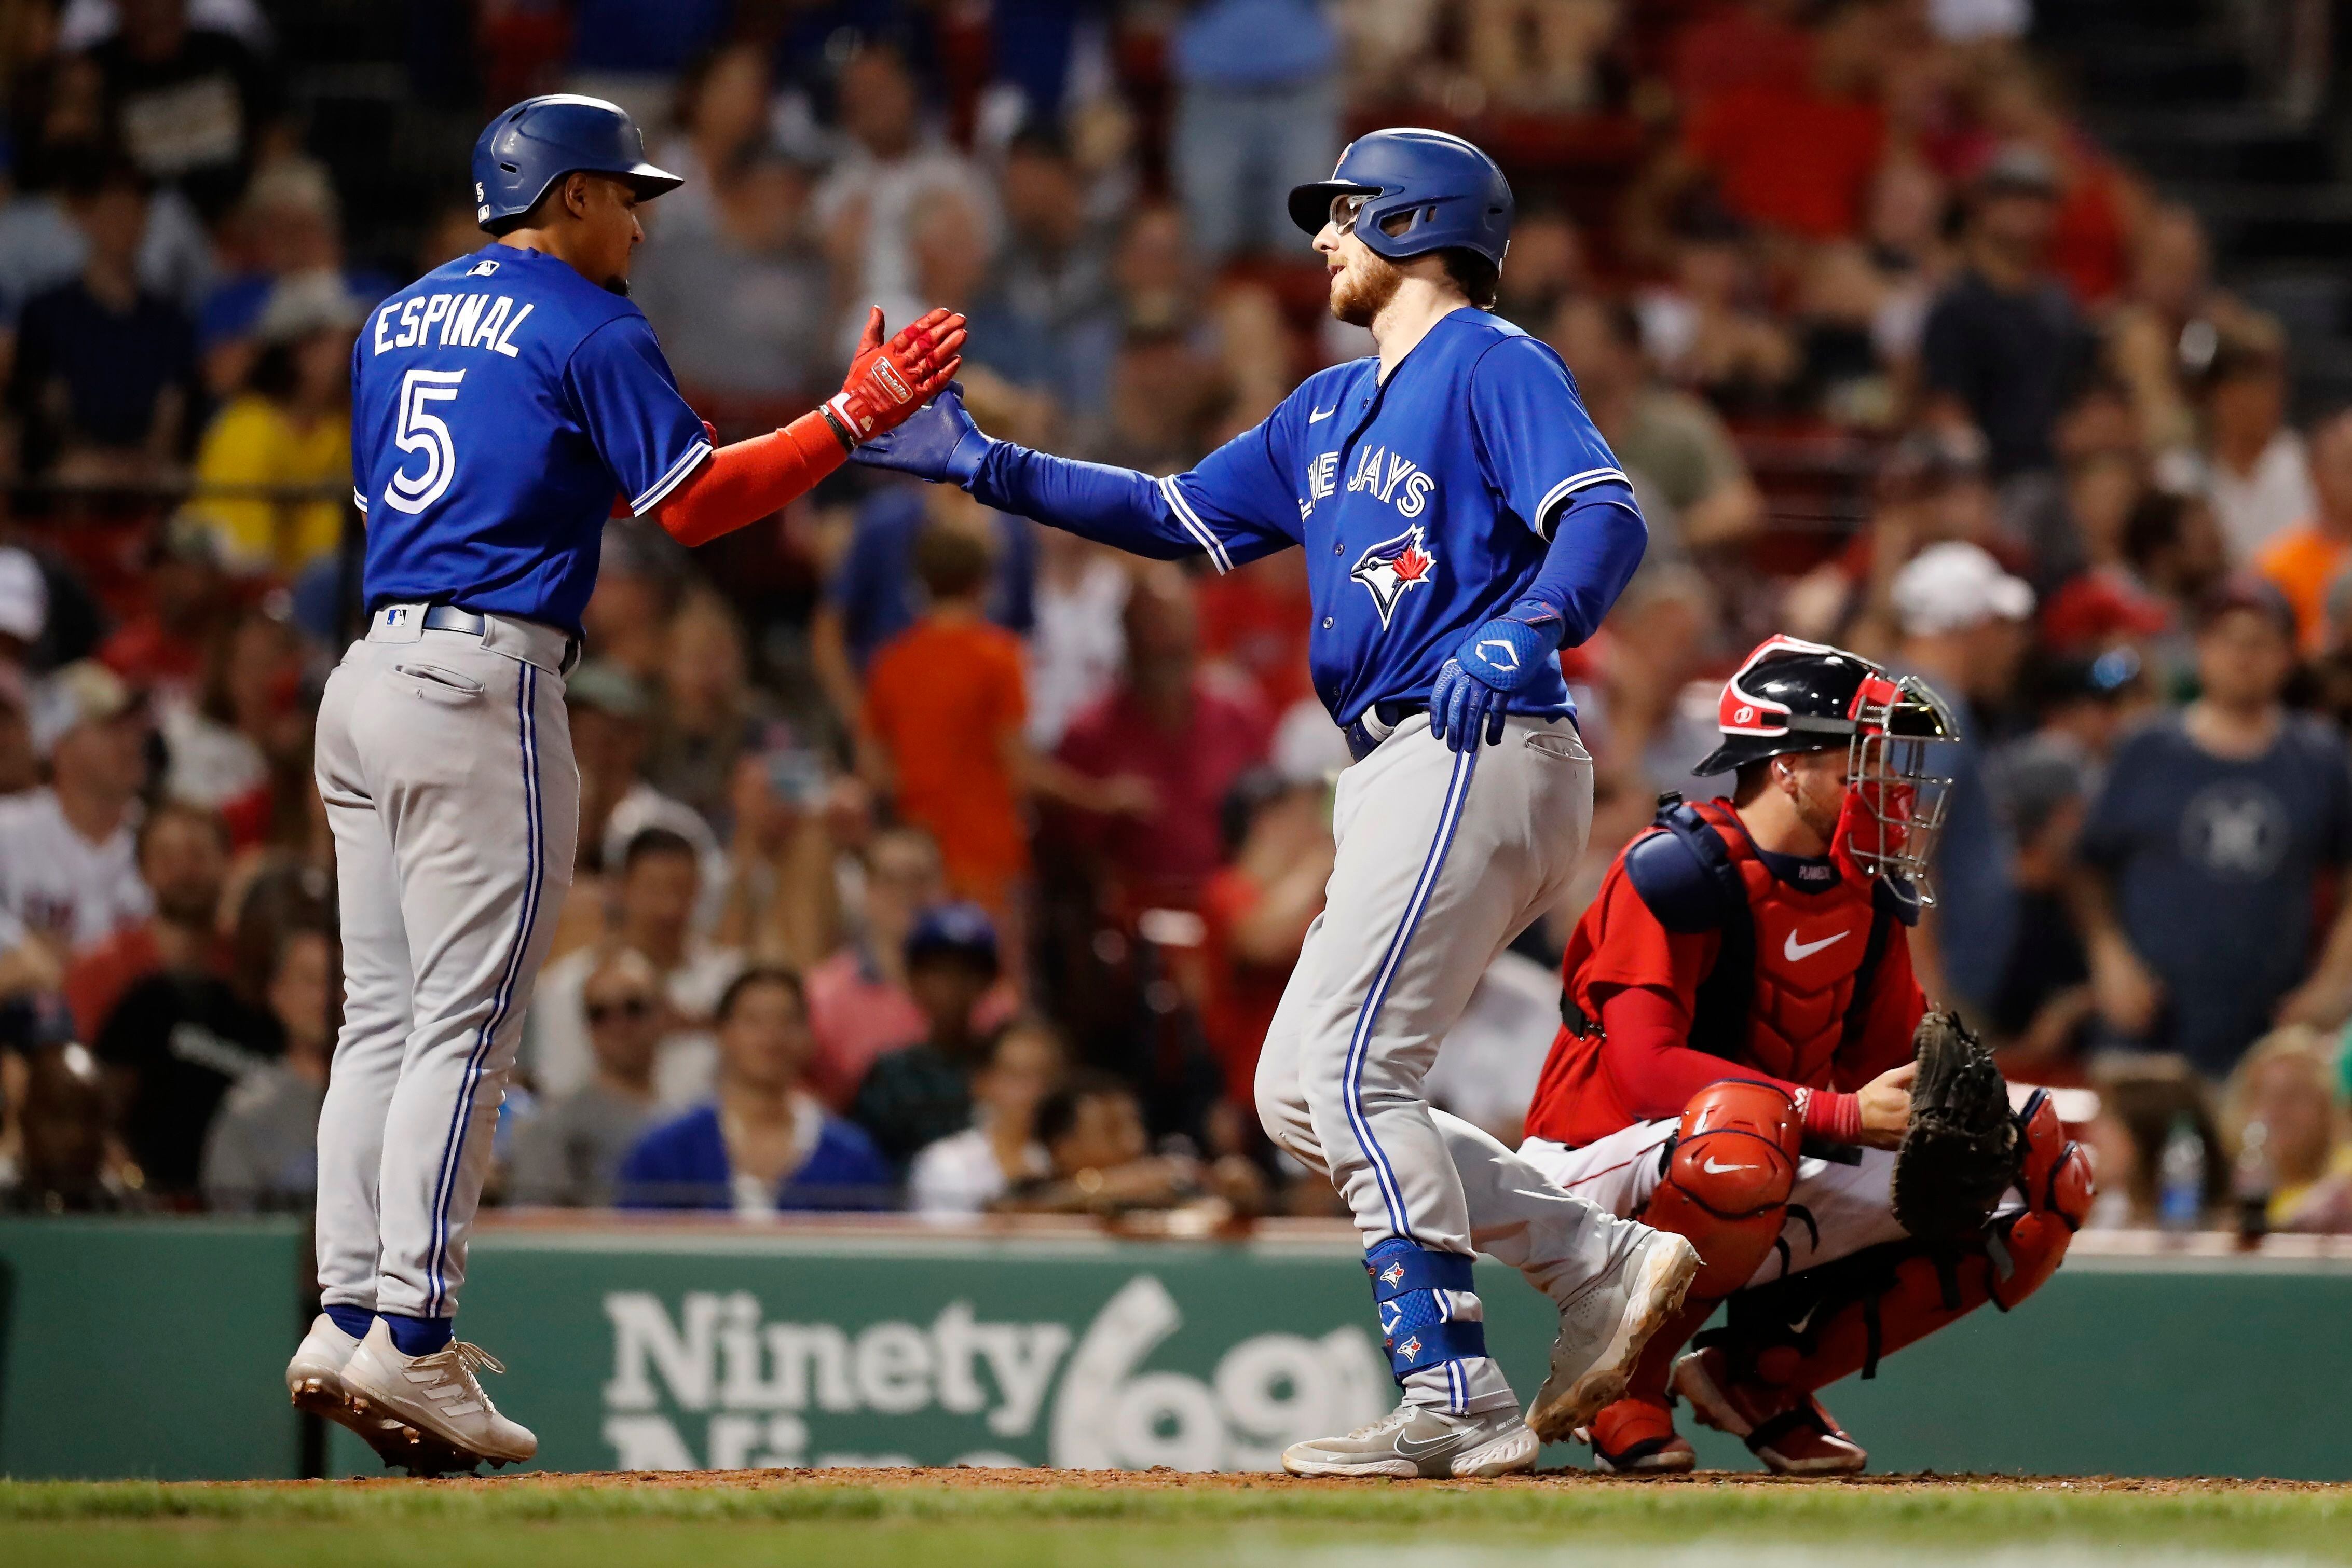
[1427, 609, 1561, 753]
[850, 381, 995, 486]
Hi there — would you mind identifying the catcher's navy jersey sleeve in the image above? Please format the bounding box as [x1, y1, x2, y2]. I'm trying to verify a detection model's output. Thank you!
[565, 315, 712, 515]
[1467, 336, 1629, 540]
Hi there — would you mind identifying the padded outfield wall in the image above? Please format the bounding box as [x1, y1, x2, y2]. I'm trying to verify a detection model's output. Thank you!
[2, 1217, 2346, 1480]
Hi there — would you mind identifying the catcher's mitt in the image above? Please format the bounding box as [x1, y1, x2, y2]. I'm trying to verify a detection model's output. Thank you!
[1890, 1010, 2018, 1240]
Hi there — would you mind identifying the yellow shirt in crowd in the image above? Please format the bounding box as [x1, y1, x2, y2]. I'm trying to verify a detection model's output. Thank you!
[193, 395, 352, 575]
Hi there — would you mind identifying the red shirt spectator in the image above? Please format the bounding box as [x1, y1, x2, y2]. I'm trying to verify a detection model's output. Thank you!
[63, 800, 230, 1039]
[1196, 772, 1331, 1109]
[1668, 0, 1814, 112]
[1053, 568, 1273, 915]
[1196, 553, 1312, 714]
[1685, 84, 1885, 241]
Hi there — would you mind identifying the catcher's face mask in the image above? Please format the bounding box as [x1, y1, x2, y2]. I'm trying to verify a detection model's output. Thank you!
[1835, 672, 1958, 902]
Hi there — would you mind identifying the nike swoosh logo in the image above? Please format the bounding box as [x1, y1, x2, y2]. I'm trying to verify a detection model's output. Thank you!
[1308, 406, 1337, 422]
[1700, 1157, 1743, 1175]
[1784, 929, 1851, 962]
[1394, 1432, 1454, 1460]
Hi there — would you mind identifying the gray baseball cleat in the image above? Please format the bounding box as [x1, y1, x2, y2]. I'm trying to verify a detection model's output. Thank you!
[1526, 1229, 1702, 1443]
[1281, 1399, 1540, 1479]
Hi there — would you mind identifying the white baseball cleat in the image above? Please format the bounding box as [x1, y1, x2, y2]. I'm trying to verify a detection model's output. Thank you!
[339, 1319, 537, 1469]
[286, 1313, 476, 1475]
[1281, 1398, 1540, 1479]
[1526, 1230, 1701, 1443]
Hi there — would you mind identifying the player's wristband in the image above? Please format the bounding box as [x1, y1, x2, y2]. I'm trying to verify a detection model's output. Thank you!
[818, 398, 857, 453]
[1796, 1088, 1864, 1145]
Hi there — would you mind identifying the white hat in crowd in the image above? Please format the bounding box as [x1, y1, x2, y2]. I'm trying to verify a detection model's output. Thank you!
[0, 546, 45, 645]
[29, 659, 134, 758]
[1892, 541, 2035, 639]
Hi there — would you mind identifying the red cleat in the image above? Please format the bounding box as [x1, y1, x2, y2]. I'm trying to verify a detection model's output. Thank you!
[1583, 1395, 1695, 1474]
[1672, 1346, 1867, 1476]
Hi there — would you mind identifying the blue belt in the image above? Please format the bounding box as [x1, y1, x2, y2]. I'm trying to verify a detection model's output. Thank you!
[1343, 702, 1427, 764]
[418, 603, 581, 674]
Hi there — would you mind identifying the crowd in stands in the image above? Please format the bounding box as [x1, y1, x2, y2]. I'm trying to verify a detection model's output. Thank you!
[0, 0, 2348, 1231]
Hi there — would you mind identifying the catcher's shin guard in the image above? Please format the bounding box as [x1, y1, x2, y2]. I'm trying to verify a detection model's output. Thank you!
[1640, 1079, 1804, 1301]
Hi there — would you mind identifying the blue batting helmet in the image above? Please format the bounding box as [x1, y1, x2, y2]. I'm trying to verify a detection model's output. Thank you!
[471, 95, 682, 231]
[1287, 128, 1513, 267]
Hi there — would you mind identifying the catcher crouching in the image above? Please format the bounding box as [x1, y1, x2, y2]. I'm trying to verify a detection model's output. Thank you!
[1517, 635, 2094, 1474]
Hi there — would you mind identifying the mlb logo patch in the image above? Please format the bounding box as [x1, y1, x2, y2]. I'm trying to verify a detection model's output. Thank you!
[467, 259, 501, 277]
[1350, 525, 1439, 628]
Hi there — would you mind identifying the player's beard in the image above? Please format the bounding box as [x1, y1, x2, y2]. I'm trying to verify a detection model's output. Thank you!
[1329, 249, 1403, 327]
[602, 275, 631, 298]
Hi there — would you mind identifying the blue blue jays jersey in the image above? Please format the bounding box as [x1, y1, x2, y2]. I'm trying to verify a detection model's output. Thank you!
[1162, 309, 1635, 723]
[351, 244, 711, 635]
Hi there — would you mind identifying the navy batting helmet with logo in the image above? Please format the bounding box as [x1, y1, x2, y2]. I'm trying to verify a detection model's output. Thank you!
[471, 95, 683, 232]
[1287, 128, 1514, 268]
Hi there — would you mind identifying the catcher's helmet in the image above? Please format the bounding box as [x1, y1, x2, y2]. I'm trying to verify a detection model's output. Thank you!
[1697, 635, 1961, 900]
[1287, 128, 1514, 268]
[471, 95, 682, 232]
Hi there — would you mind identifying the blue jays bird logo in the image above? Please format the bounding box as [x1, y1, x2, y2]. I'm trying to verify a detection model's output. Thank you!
[1351, 525, 1439, 628]
[1378, 1260, 1407, 1289]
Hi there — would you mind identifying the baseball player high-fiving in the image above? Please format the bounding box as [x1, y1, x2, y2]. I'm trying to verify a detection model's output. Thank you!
[285, 94, 962, 1473]
[858, 128, 1699, 1478]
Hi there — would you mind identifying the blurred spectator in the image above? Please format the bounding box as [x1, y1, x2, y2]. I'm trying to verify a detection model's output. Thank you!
[1493, 206, 1588, 328]
[1003, 1068, 1265, 1216]
[565, 0, 730, 130]
[156, 607, 299, 824]
[816, 482, 1036, 683]
[1195, 550, 1310, 717]
[2221, 1026, 2352, 1233]
[1, 1041, 137, 1211]
[95, 510, 227, 703]
[1024, 530, 1128, 751]
[1667, 0, 1815, 113]
[1465, 0, 1620, 112]
[633, 148, 829, 403]
[0, 546, 45, 676]
[1054, 565, 1271, 916]
[197, 923, 331, 1211]
[1653, 0, 1892, 244]
[61, 797, 226, 1040]
[8, 161, 199, 480]
[645, 591, 767, 830]
[1548, 295, 1765, 557]
[1985, 735, 2095, 1068]
[583, 519, 688, 686]
[2076, 580, 2352, 1078]
[525, 828, 744, 1111]
[1891, 541, 2034, 1013]
[1199, 764, 1331, 1113]
[805, 826, 941, 1109]
[618, 966, 891, 1212]
[0, 661, 151, 959]
[1421, 950, 1574, 1146]
[94, 898, 291, 1199]
[647, 44, 773, 242]
[860, 518, 1084, 921]
[851, 901, 999, 1168]
[814, 43, 988, 357]
[0, 671, 34, 800]
[189, 271, 358, 574]
[906, 1017, 1062, 1216]
[508, 948, 661, 1208]
[194, 157, 380, 399]
[2106, 205, 2247, 460]
[2200, 320, 2313, 567]
[1920, 145, 2095, 482]
[1632, 212, 1798, 412]
[2257, 409, 2352, 653]
[1168, 0, 1338, 262]
[563, 660, 723, 930]
[989, 125, 1121, 416]
[88, 0, 284, 223]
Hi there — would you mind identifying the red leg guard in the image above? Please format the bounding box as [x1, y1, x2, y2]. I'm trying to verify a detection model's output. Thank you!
[1638, 1079, 1803, 1300]
[2016, 1088, 2096, 1229]
[1725, 1212, 2077, 1394]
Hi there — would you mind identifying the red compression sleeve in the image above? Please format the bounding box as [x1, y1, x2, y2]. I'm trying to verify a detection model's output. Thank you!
[651, 411, 849, 547]
[1596, 985, 1862, 1141]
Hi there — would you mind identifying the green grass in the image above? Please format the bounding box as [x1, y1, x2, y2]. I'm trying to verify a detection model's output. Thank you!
[5, 1476, 2349, 1568]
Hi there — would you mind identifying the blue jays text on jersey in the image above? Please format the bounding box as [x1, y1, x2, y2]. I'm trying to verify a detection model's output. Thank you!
[966, 308, 1645, 725]
[351, 244, 712, 635]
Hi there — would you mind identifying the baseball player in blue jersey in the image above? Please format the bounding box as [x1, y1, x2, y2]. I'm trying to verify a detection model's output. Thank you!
[859, 128, 1701, 1477]
[282, 95, 963, 1473]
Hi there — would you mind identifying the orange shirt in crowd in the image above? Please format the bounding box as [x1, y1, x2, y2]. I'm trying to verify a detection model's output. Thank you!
[1685, 82, 1884, 240]
[863, 614, 1030, 910]
[2257, 523, 2352, 653]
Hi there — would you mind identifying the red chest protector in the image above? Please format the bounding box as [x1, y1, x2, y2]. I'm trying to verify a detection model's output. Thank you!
[1620, 796, 1918, 1088]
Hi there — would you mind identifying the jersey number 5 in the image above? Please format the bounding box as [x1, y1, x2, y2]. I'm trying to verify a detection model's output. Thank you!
[385, 368, 466, 515]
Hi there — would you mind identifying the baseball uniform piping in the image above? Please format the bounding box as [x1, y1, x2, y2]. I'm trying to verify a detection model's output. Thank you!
[1341, 741, 1478, 1242]
[425, 662, 545, 1316]
[1158, 476, 1233, 573]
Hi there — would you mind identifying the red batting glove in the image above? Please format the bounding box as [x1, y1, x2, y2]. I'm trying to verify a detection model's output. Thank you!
[822, 306, 966, 449]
